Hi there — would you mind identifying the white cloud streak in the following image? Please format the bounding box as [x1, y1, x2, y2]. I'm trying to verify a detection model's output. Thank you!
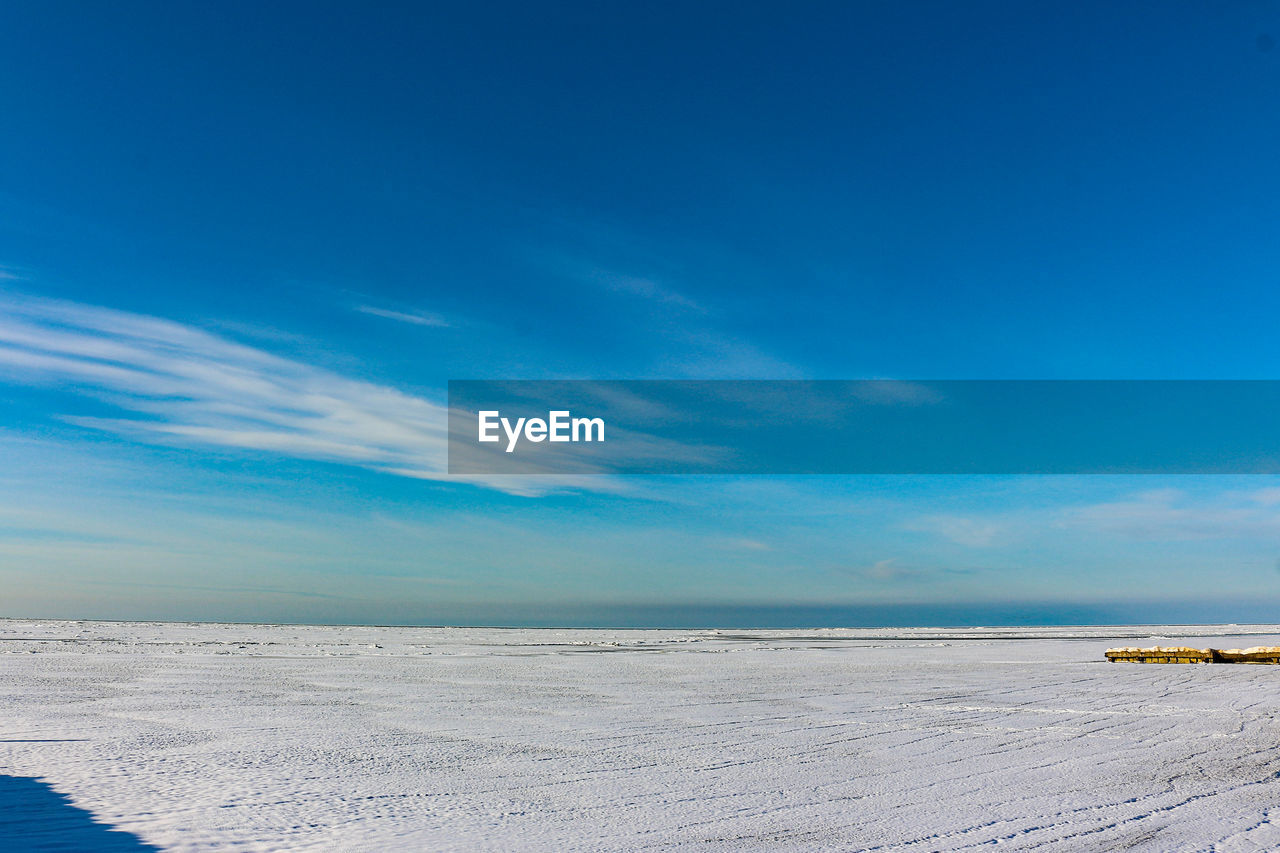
[1063, 488, 1280, 541]
[902, 486, 1280, 549]
[904, 514, 1006, 547]
[581, 267, 705, 312]
[356, 305, 450, 327]
[0, 294, 586, 495]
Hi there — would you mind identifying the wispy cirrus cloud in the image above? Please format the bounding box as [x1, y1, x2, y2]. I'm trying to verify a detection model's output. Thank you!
[0, 294, 450, 473]
[1062, 488, 1280, 541]
[579, 266, 705, 313]
[355, 304, 450, 327]
[839, 558, 980, 584]
[862, 558, 920, 581]
[900, 485, 1280, 551]
[903, 513, 1006, 547]
[0, 294, 591, 495]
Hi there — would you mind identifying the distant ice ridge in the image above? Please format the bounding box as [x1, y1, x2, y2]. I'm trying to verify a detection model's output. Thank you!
[4, 620, 1280, 851]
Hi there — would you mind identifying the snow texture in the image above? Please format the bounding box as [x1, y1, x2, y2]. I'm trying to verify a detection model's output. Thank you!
[4, 620, 1280, 851]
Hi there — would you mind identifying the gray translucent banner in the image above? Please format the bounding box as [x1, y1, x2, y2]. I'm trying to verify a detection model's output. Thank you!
[447, 380, 1280, 475]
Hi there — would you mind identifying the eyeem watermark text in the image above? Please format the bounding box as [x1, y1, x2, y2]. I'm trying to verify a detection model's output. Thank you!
[478, 410, 605, 452]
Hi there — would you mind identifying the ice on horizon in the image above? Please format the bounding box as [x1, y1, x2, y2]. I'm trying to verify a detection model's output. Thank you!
[4, 620, 1280, 851]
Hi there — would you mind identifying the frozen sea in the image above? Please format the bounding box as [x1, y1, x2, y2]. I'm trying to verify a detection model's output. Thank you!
[4, 621, 1280, 851]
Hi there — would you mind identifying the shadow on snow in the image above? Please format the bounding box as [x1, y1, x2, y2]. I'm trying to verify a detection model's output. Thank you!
[0, 775, 161, 852]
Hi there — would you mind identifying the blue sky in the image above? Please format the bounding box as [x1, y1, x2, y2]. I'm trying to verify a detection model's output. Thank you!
[2, 2, 1280, 625]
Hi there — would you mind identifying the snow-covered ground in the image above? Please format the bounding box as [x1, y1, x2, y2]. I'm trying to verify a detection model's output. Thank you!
[4, 620, 1280, 851]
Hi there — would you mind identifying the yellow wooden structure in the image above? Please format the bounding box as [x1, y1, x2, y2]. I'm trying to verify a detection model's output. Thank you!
[1105, 646, 1280, 664]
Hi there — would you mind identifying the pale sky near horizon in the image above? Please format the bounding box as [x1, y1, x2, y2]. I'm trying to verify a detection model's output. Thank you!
[3, 2, 1280, 625]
